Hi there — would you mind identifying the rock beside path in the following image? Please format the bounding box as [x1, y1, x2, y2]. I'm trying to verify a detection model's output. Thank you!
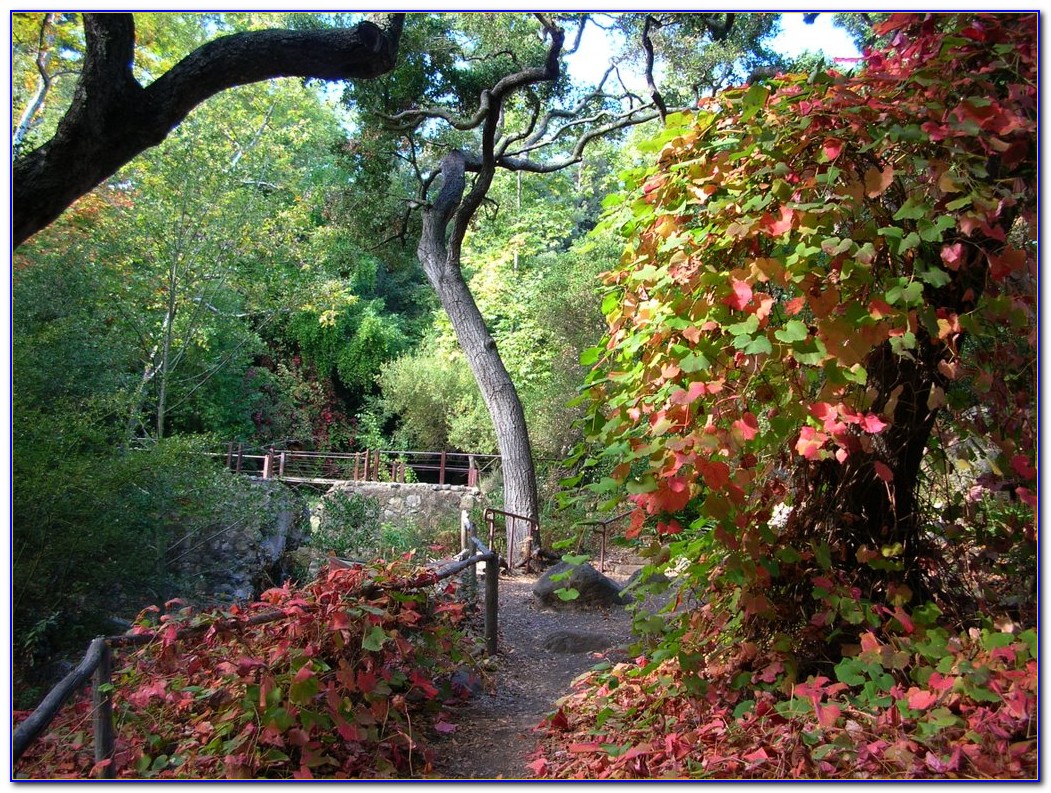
[532, 561, 630, 608]
[540, 630, 619, 654]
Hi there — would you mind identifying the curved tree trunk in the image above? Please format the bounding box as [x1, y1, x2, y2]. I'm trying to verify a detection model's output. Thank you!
[417, 152, 539, 568]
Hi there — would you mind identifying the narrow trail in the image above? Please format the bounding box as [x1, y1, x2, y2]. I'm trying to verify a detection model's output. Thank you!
[430, 572, 636, 780]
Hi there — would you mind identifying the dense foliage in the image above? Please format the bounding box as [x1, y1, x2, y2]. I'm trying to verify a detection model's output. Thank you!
[11, 11, 1036, 781]
[14, 560, 480, 779]
[544, 13, 1036, 779]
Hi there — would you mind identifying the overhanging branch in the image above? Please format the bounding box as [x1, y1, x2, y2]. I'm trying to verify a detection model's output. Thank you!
[14, 12, 405, 248]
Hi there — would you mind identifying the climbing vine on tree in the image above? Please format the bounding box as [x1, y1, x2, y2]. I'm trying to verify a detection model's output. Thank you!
[548, 13, 1036, 779]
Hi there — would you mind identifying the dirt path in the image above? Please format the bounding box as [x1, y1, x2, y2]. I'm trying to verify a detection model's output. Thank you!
[429, 572, 636, 780]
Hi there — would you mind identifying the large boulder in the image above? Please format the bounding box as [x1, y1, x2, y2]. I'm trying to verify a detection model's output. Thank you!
[532, 561, 629, 608]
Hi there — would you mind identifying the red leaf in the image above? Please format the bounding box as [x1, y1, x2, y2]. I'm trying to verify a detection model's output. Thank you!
[941, 242, 965, 271]
[669, 381, 706, 406]
[873, 461, 894, 482]
[816, 702, 842, 728]
[336, 719, 362, 742]
[697, 460, 730, 490]
[988, 247, 1026, 280]
[329, 610, 351, 630]
[569, 742, 602, 753]
[548, 707, 570, 731]
[927, 672, 955, 693]
[725, 277, 753, 310]
[657, 519, 683, 536]
[822, 138, 844, 161]
[433, 720, 458, 734]
[621, 743, 653, 761]
[89, 758, 113, 777]
[733, 412, 759, 441]
[795, 427, 828, 460]
[867, 299, 896, 320]
[526, 757, 550, 776]
[860, 414, 888, 434]
[161, 623, 179, 649]
[1016, 487, 1037, 507]
[762, 205, 795, 237]
[907, 687, 938, 711]
[1010, 454, 1036, 481]
[743, 747, 770, 763]
[810, 402, 837, 424]
[892, 606, 915, 634]
[864, 165, 894, 197]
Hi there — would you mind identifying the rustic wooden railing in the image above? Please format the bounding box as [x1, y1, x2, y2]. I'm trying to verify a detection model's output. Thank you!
[12, 512, 498, 779]
[217, 444, 500, 488]
[576, 511, 633, 572]
[484, 507, 542, 571]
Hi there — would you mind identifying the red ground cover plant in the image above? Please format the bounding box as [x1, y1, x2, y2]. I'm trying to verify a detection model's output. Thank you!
[15, 559, 481, 779]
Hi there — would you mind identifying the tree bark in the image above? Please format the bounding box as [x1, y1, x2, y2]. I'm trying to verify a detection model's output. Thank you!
[417, 152, 540, 567]
[13, 12, 404, 248]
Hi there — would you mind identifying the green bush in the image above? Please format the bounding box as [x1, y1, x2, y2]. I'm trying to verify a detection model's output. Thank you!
[311, 491, 382, 557]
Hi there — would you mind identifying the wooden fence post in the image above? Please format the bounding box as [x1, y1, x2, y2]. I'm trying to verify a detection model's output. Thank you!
[278, 451, 286, 478]
[262, 449, 273, 480]
[467, 454, 477, 487]
[484, 553, 498, 656]
[439, 451, 447, 485]
[235, 443, 243, 473]
[225, 441, 234, 470]
[92, 640, 115, 778]
[460, 511, 477, 602]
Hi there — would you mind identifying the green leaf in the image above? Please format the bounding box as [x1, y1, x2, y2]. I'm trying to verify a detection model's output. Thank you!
[555, 587, 580, 602]
[741, 84, 770, 121]
[744, 335, 772, 355]
[579, 346, 601, 366]
[562, 553, 589, 566]
[774, 320, 808, 343]
[733, 699, 756, 720]
[893, 196, 929, 221]
[726, 314, 759, 336]
[835, 657, 867, 686]
[680, 350, 711, 373]
[361, 625, 388, 652]
[918, 266, 951, 288]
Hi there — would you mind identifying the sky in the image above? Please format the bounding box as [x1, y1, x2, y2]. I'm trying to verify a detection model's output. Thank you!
[770, 12, 862, 60]
[565, 12, 863, 90]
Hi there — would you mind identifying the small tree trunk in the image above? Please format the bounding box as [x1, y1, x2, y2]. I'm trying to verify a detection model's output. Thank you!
[417, 152, 540, 566]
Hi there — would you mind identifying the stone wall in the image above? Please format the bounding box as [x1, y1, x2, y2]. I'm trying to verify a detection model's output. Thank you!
[170, 479, 309, 603]
[323, 481, 482, 531]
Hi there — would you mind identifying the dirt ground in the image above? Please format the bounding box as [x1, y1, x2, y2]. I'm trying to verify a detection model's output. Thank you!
[429, 570, 637, 780]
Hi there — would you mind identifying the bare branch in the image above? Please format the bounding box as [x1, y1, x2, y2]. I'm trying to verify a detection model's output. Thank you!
[464, 104, 667, 175]
[641, 15, 668, 123]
